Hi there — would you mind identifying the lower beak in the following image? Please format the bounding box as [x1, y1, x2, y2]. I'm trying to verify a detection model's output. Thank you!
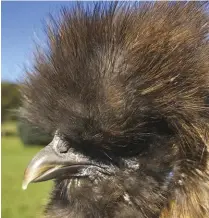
[22, 139, 90, 190]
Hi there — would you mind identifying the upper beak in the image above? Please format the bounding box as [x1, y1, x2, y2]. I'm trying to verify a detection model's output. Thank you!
[22, 134, 90, 190]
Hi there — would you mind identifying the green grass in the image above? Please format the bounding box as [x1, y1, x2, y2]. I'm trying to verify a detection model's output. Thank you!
[2, 121, 18, 135]
[2, 123, 53, 218]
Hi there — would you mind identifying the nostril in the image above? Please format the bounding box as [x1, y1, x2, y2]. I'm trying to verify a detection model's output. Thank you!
[52, 132, 70, 154]
[56, 142, 69, 153]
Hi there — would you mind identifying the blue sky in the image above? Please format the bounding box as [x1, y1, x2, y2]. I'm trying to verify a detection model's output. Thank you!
[2, 1, 77, 83]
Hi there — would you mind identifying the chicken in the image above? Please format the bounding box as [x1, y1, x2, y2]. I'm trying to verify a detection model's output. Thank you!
[21, 2, 209, 218]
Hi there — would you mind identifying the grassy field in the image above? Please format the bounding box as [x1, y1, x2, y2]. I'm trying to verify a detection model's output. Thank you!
[2, 122, 53, 218]
[2, 121, 18, 134]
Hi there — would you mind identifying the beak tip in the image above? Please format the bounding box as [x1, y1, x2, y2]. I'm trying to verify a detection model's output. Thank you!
[22, 180, 29, 190]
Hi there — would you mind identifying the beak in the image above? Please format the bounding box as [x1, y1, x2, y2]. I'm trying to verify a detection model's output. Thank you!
[22, 134, 90, 190]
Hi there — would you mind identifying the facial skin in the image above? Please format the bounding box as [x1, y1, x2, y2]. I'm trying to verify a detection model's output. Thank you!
[22, 2, 209, 218]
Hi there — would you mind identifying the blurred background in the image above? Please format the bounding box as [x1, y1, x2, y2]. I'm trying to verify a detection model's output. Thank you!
[1, 2, 79, 218]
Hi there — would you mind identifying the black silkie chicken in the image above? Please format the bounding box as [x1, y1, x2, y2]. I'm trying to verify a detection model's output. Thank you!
[21, 2, 209, 218]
